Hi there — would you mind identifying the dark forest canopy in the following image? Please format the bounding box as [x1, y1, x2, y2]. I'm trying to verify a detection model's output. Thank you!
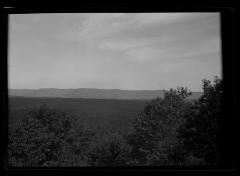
[8, 77, 223, 167]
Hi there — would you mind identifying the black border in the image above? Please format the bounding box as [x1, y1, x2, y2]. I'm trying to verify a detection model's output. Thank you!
[1, 1, 239, 176]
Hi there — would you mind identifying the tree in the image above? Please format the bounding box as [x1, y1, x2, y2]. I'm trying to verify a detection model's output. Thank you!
[87, 130, 131, 166]
[128, 87, 192, 165]
[178, 76, 223, 165]
[8, 105, 94, 166]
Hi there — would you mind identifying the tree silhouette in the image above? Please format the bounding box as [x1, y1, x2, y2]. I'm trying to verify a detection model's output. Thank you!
[178, 76, 223, 165]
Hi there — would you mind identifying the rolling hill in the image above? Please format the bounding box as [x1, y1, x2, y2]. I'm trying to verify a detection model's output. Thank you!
[9, 88, 203, 100]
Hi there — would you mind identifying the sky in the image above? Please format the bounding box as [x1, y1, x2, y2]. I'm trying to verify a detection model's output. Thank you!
[8, 13, 221, 91]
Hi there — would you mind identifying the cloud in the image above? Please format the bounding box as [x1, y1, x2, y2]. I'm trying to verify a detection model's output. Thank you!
[126, 47, 162, 62]
[65, 13, 219, 63]
[74, 13, 213, 40]
[9, 13, 221, 91]
[26, 13, 220, 65]
[62, 13, 191, 45]
[135, 13, 194, 26]
[99, 39, 151, 51]
[76, 14, 135, 42]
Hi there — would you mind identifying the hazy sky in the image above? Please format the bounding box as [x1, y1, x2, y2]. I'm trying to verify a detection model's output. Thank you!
[8, 13, 221, 91]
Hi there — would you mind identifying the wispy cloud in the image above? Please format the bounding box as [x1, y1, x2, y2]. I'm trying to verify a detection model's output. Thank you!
[60, 13, 220, 63]
[9, 13, 221, 91]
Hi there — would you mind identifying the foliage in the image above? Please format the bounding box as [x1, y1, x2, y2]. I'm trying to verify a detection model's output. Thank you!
[178, 76, 223, 165]
[8, 77, 222, 166]
[8, 105, 130, 167]
[87, 130, 131, 166]
[128, 87, 192, 165]
[8, 105, 93, 166]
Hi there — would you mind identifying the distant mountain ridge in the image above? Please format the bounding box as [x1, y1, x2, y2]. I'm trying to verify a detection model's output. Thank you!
[9, 88, 203, 100]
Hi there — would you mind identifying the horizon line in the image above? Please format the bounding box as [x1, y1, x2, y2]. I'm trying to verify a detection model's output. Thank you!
[8, 87, 203, 92]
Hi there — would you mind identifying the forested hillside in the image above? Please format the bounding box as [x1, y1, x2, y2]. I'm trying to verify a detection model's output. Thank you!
[8, 77, 222, 166]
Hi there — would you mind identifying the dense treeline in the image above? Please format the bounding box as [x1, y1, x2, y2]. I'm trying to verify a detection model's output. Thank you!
[8, 77, 222, 166]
